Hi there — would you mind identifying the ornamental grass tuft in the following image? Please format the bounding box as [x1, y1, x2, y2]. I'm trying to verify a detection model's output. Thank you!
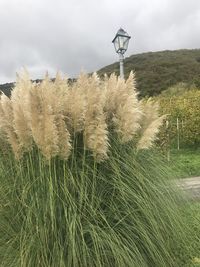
[0, 71, 190, 266]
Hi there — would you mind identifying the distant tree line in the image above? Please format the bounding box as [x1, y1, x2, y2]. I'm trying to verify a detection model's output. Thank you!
[0, 78, 76, 97]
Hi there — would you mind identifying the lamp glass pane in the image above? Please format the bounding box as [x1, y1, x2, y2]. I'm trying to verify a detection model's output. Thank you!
[118, 36, 125, 50]
[123, 38, 129, 51]
[114, 37, 120, 52]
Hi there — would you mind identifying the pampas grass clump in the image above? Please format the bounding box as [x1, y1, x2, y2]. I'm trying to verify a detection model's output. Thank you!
[0, 71, 189, 266]
[0, 71, 164, 161]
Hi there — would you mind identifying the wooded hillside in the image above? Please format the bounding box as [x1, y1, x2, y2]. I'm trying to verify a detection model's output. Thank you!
[1, 49, 200, 97]
[98, 49, 200, 97]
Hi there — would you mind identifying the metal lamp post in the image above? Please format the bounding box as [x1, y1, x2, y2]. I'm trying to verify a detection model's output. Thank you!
[112, 28, 131, 79]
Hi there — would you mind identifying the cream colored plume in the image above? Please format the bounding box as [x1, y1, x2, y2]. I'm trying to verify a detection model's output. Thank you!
[83, 73, 109, 162]
[47, 72, 69, 114]
[0, 94, 21, 158]
[104, 73, 118, 115]
[137, 99, 166, 150]
[27, 76, 61, 160]
[56, 116, 72, 160]
[11, 71, 33, 152]
[0, 70, 165, 161]
[64, 72, 87, 133]
[111, 72, 142, 143]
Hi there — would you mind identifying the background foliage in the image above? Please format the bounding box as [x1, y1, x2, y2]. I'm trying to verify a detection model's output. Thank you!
[157, 87, 200, 149]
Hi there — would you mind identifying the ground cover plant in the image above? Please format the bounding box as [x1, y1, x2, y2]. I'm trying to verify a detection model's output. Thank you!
[0, 71, 191, 266]
[180, 202, 200, 267]
[169, 149, 200, 178]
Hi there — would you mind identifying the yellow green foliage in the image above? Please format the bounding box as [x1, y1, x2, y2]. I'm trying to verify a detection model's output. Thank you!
[157, 89, 200, 148]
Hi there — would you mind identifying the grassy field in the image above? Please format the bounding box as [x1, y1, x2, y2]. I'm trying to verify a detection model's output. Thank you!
[181, 202, 200, 267]
[167, 149, 200, 179]
[160, 148, 200, 266]
[170, 149, 200, 266]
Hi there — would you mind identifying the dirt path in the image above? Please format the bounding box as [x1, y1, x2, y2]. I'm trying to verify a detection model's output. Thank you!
[176, 177, 200, 200]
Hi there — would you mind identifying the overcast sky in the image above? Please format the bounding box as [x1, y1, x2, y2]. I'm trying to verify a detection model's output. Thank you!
[0, 0, 200, 83]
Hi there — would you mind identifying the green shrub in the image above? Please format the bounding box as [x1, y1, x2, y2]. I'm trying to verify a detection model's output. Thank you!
[157, 88, 200, 149]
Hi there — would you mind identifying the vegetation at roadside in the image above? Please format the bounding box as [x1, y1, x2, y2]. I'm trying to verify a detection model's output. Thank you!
[169, 149, 200, 179]
[157, 87, 200, 148]
[152, 84, 200, 167]
[0, 71, 191, 266]
[180, 202, 200, 267]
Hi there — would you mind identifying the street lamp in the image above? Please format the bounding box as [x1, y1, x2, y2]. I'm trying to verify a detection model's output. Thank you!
[112, 28, 131, 79]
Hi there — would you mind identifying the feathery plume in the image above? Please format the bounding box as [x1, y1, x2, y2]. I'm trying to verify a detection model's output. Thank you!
[27, 84, 45, 151]
[31, 77, 60, 159]
[0, 70, 166, 161]
[56, 115, 72, 160]
[84, 73, 109, 162]
[48, 72, 69, 114]
[112, 72, 142, 142]
[104, 73, 118, 116]
[11, 71, 33, 151]
[137, 99, 166, 149]
[64, 73, 87, 133]
[0, 94, 21, 158]
[40, 106, 59, 160]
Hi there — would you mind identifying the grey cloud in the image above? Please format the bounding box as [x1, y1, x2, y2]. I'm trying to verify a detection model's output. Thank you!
[0, 0, 200, 83]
